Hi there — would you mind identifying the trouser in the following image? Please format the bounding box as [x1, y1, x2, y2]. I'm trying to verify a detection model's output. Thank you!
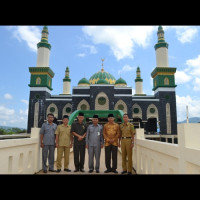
[57, 146, 70, 170]
[42, 145, 55, 171]
[121, 139, 133, 172]
[88, 146, 101, 171]
[73, 144, 86, 170]
[105, 145, 118, 170]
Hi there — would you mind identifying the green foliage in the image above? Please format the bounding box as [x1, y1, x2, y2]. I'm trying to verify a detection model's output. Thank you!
[0, 127, 27, 135]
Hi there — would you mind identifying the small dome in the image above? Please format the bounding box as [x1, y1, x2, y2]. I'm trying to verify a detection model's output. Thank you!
[78, 78, 90, 86]
[115, 77, 127, 86]
[97, 78, 109, 85]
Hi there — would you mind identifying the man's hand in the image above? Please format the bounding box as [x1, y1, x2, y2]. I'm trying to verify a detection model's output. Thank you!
[40, 143, 44, 148]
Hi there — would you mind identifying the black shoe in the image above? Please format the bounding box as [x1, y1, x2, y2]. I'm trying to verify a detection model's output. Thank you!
[49, 169, 56, 172]
[56, 169, 61, 173]
[127, 172, 132, 175]
[104, 169, 112, 173]
[121, 171, 127, 174]
[88, 170, 93, 173]
[74, 169, 79, 172]
[43, 170, 47, 173]
[96, 170, 100, 173]
[80, 169, 85, 172]
[112, 169, 118, 174]
[64, 169, 71, 172]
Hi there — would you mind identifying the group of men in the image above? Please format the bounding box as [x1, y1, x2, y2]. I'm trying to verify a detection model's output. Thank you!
[40, 112, 135, 175]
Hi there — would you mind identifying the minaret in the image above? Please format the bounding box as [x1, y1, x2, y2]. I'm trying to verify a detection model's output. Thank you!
[135, 66, 144, 95]
[151, 26, 176, 92]
[151, 25, 177, 135]
[36, 26, 51, 67]
[63, 66, 71, 94]
[154, 25, 169, 68]
[28, 26, 54, 133]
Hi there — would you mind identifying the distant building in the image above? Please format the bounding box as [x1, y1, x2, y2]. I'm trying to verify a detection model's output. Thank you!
[27, 26, 177, 135]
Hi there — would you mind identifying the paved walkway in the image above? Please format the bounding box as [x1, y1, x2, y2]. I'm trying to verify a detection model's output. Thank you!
[37, 148, 136, 175]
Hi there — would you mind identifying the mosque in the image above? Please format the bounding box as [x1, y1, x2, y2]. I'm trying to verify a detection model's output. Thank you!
[27, 26, 178, 135]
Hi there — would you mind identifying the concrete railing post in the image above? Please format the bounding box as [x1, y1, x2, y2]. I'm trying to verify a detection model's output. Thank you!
[31, 128, 42, 173]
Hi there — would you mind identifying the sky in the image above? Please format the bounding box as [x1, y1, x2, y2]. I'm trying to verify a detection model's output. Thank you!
[0, 25, 200, 129]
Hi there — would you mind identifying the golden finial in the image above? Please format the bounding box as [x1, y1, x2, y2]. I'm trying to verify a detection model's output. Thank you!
[101, 58, 105, 72]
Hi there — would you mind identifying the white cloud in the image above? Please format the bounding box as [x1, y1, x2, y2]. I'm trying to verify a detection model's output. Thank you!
[4, 93, 13, 100]
[21, 99, 29, 105]
[163, 26, 198, 44]
[118, 65, 135, 75]
[0, 102, 28, 128]
[82, 26, 156, 60]
[176, 95, 200, 122]
[175, 26, 198, 43]
[175, 70, 192, 84]
[184, 55, 200, 90]
[82, 44, 97, 54]
[7, 26, 41, 52]
[0, 106, 15, 117]
[77, 53, 86, 57]
[193, 78, 200, 91]
[19, 109, 28, 116]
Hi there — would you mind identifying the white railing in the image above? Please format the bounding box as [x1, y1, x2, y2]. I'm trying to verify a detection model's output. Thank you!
[0, 128, 42, 174]
[1, 123, 200, 174]
[133, 123, 200, 174]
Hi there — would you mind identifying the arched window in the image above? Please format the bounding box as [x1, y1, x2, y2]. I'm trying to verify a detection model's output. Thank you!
[36, 77, 41, 85]
[164, 77, 169, 85]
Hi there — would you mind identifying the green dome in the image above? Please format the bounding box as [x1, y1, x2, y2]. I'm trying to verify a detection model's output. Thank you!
[89, 69, 116, 84]
[97, 78, 109, 84]
[78, 77, 90, 86]
[115, 77, 127, 86]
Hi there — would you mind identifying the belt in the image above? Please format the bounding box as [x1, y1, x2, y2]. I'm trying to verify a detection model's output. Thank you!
[122, 137, 131, 139]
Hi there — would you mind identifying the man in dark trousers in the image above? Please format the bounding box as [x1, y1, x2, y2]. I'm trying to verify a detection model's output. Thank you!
[71, 112, 87, 172]
[40, 113, 57, 173]
[86, 115, 104, 173]
[103, 114, 120, 173]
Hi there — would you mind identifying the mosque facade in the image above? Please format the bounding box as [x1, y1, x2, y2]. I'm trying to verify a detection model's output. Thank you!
[27, 26, 177, 135]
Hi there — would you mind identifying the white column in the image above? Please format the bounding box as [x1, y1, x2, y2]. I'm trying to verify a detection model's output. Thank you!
[36, 47, 50, 67]
[156, 47, 169, 67]
[63, 81, 71, 94]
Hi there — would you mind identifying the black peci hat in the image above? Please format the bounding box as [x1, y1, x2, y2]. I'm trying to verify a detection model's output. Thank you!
[78, 112, 84, 116]
[63, 115, 69, 119]
[93, 115, 99, 119]
[108, 114, 114, 118]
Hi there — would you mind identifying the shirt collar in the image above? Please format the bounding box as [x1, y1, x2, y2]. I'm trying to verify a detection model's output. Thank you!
[61, 124, 69, 127]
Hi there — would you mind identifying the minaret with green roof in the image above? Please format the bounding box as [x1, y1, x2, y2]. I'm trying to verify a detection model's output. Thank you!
[63, 66, 71, 94]
[154, 25, 169, 68]
[135, 66, 145, 95]
[152, 26, 176, 91]
[29, 26, 54, 91]
[36, 25, 51, 67]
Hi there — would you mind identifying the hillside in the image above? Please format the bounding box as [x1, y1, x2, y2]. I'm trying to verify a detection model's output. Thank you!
[178, 117, 200, 124]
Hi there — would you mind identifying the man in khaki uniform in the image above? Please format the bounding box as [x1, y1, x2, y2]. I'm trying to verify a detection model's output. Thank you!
[119, 114, 135, 175]
[56, 115, 73, 173]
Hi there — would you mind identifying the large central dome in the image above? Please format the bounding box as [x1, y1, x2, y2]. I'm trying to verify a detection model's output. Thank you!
[89, 68, 116, 85]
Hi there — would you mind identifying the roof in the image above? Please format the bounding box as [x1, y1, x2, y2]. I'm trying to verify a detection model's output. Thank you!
[115, 77, 127, 85]
[89, 69, 116, 85]
[78, 77, 90, 86]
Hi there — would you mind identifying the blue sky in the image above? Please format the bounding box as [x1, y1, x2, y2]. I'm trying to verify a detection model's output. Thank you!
[0, 25, 200, 128]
